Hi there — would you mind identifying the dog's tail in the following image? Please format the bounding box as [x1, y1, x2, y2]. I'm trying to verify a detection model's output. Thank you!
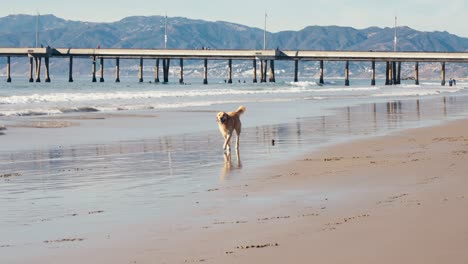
[235, 105, 246, 115]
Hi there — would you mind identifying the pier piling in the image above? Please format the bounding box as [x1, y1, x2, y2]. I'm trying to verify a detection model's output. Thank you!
[294, 60, 298, 82]
[228, 59, 232, 84]
[269, 60, 275, 82]
[388, 62, 393, 85]
[139, 58, 144, 83]
[345, 61, 350, 86]
[155, 59, 160, 83]
[44, 57, 50, 82]
[385, 61, 390, 85]
[392, 61, 397, 85]
[6, 56, 11, 82]
[99, 57, 104, 82]
[179, 58, 184, 84]
[203, 59, 208, 85]
[28, 57, 34, 82]
[44, 57, 51, 82]
[162, 59, 170, 83]
[260, 61, 264, 83]
[371, 61, 376, 86]
[441, 62, 446, 86]
[415, 62, 419, 85]
[92, 56, 97, 82]
[263, 60, 268, 83]
[396, 62, 401, 84]
[35, 57, 41, 82]
[319, 60, 324, 85]
[253, 59, 257, 83]
[115, 58, 120, 82]
[68, 56, 73, 82]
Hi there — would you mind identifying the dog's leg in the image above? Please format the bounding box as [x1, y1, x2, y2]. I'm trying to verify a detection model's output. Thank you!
[223, 133, 232, 151]
[235, 128, 241, 150]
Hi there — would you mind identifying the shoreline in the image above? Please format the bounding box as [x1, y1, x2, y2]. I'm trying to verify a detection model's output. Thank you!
[2, 92, 468, 153]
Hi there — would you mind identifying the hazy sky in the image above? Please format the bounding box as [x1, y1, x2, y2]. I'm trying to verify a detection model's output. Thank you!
[3, 0, 467, 37]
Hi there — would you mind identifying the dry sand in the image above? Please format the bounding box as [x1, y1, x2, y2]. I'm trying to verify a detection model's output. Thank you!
[30, 118, 468, 264]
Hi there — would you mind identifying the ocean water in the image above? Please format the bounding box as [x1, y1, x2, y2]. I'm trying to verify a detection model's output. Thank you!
[0, 77, 466, 118]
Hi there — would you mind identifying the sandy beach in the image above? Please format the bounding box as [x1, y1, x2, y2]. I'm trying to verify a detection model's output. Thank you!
[1, 100, 468, 263]
[97, 119, 468, 264]
[1, 82, 468, 264]
[127, 119, 468, 264]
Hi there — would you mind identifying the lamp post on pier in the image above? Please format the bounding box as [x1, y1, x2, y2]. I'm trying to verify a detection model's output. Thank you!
[163, 13, 168, 49]
[263, 12, 268, 50]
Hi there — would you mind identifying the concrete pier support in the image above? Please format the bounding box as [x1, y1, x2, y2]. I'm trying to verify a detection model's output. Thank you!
[44, 57, 51, 83]
[68, 56, 74, 82]
[319, 60, 324, 85]
[155, 59, 160, 83]
[269, 60, 275, 82]
[203, 59, 208, 85]
[385, 61, 390, 85]
[415, 62, 419, 85]
[179, 58, 184, 84]
[139, 58, 144, 83]
[99, 57, 104, 82]
[388, 62, 393, 85]
[344, 61, 350, 86]
[6, 56, 11, 82]
[263, 60, 268, 83]
[396, 62, 401, 84]
[371, 61, 376, 86]
[227, 59, 232, 84]
[441, 62, 446, 86]
[294, 60, 299, 82]
[165, 59, 170, 83]
[115, 58, 120, 82]
[162, 59, 170, 83]
[260, 60, 264, 83]
[35, 57, 41, 82]
[92, 56, 97, 82]
[162, 59, 166, 83]
[28, 57, 34, 82]
[253, 59, 257, 83]
[392, 61, 397, 85]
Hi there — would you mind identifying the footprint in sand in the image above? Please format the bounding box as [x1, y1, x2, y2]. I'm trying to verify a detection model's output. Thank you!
[236, 242, 279, 250]
[43, 238, 85, 244]
[376, 193, 409, 205]
[322, 214, 370, 231]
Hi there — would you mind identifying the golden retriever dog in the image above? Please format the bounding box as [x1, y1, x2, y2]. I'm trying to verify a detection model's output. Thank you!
[216, 106, 246, 152]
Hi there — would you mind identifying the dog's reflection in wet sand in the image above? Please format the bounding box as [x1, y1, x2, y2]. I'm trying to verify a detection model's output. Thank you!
[220, 149, 242, 180]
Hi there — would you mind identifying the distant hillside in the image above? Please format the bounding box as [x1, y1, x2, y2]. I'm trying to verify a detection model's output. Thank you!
[1, 14, 468, 79]
[2, 14, 468, 51]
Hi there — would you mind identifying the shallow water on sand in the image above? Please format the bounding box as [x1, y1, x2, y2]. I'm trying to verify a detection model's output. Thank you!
[2, 92, 468, 261]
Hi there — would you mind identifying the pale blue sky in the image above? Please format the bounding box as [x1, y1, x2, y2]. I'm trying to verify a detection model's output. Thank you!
[3, 0, 467, 36]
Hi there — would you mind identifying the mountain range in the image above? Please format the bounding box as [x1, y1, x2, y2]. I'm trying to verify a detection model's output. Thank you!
[1, 14, 468, 79]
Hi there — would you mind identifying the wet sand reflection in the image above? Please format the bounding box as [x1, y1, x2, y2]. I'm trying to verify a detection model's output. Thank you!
[220, 150, 242, 181]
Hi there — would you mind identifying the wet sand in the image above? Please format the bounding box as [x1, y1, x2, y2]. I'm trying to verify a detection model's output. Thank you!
[53, 119, 467, 264]
[1, 96, 468, 263]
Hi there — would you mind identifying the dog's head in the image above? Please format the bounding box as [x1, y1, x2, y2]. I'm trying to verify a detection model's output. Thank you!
[216, 112, 228, 124]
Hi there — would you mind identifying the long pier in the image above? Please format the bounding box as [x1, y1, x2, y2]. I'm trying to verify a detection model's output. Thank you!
[2, 47, 468, 85]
